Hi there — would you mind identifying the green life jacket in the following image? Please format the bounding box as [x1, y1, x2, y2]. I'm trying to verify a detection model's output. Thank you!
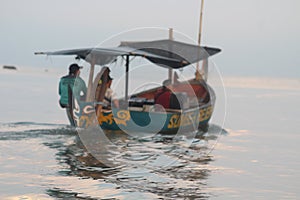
[59, 74, 87, 107]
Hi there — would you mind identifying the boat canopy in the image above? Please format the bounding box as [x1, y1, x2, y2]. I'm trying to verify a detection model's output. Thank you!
[35, 39, 221, 69]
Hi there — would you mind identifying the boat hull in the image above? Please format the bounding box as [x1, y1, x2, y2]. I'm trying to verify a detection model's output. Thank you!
[74, 101, 214, 134]
[73, 81, 216, 134]
[100, 105, 213, 134]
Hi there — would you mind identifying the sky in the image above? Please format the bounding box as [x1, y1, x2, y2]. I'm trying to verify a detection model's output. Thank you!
[0, 0, 300, 78]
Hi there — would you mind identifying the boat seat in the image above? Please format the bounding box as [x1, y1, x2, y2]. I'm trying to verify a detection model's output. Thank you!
[164, 108, 183, 113]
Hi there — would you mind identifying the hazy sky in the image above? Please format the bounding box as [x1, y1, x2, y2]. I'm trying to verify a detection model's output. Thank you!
[1, 0, 299, 77]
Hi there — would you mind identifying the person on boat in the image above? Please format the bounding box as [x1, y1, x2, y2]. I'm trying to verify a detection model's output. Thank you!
[195, 73, 209, 104]
[58, 63, 87, 125]
[103, 75, 119, 108]
[173, 71, 180, 85]
[154, 79, 173, 111]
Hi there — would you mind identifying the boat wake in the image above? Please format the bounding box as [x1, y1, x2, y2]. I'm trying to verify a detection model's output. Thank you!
[0, 122, 76, 140]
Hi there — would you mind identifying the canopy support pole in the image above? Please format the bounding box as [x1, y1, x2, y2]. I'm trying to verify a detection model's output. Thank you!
[86, 59, 95, 101]
[168, 28, 174, 83]
[125, 55, 129, 103]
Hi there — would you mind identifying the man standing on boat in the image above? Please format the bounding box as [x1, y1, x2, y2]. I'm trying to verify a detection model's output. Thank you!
[58, 63, 87, 126]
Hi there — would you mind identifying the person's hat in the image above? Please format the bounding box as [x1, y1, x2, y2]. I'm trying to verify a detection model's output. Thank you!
[163, 79, 171, 87]
[108, 75, 113, 81]
[69, 63, 83, 73]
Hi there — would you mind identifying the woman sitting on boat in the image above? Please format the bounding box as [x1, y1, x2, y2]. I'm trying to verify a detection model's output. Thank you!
[103, 75, 119, 108]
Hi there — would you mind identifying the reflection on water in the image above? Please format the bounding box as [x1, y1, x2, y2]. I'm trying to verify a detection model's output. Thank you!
[1, 71, 299, 199]
[0, 122, 226, 200]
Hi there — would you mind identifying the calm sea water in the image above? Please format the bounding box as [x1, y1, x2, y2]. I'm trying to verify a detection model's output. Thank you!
[0, 68, 299, 199]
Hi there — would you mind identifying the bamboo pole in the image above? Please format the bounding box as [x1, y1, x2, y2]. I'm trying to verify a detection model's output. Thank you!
[198, 0, 205, 46]
[195, 0, 205, 81]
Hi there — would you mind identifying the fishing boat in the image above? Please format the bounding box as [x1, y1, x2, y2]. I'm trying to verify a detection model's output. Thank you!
[36, 36, 220, 134]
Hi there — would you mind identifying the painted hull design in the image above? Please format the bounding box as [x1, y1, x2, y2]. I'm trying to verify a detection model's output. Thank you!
[74, 103, 213, 134]
[74, 85, 215, 134]
[100, 105, 213, 134]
